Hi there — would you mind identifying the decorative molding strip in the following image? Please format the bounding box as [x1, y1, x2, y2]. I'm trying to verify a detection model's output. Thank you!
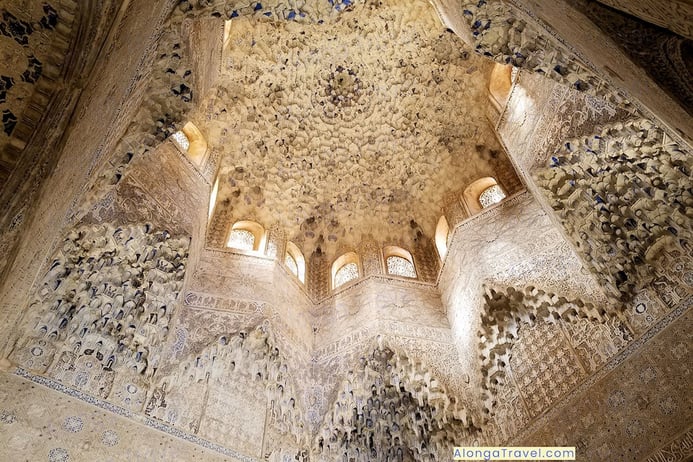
[323, 273, 438, 302]
[314, 323, 455, 360]
[183, 291, 264, 313]
[644, 427, 693, 462]
[203, 246, 277, 263]
[453, 190, 530, 233]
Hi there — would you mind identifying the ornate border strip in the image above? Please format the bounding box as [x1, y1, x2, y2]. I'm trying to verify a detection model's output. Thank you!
[643, 427, 693, 462]
[183, 290, 266, 312]
[314, 322, 456, 360]
[322, 273, 438, 302]
[13, 368, 256, 462]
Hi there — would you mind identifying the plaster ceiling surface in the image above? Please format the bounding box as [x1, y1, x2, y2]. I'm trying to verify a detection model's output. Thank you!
[204, 0, 511, 256]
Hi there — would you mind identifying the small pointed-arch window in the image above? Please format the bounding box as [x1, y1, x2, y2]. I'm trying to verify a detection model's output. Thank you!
[479, 184, 506, 209]
[463, 177, 506, 214]
[384, 246, 417, 278]
[284, 241, 306, 283]
[285, 253, 298, 275]
[208, 177, 219, 220]
[489, 63, 514, 110]
[332, 252, 360, 289]
[334, 262, 359, 288]
[227, 221, 265, 252]
[171, 131, 190, 151]
[227, 229, 255, 251]
[171, 122, 208, 166]
[435, 216, 450, 260]
[386, 256, 416, 278]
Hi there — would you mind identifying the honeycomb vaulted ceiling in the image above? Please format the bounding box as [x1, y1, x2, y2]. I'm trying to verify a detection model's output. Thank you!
[204, 0, 515, 257]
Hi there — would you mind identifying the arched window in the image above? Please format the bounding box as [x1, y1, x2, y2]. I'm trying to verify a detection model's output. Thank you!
[435, 215, 450, 259]
[171, 122, 208, 166]
[479, 184, 507, 209]
[223, 20, 233, 49]
[383, 246, 417, 278]
[227, 221, 265, 252]
[285, 241, 306, 283]
[285, 253, 298, 275]
[332, 252, 360, 289]
[463, 177, 506, 214]
[171, 131, 190, 151]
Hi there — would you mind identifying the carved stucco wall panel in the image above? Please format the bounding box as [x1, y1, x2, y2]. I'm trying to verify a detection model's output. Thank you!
[185, 249, 315, 356]
[476, 284, 632, 425]
[316, 279, 449, 342]
[485, 316, 629, 445]
[146, 325, 309, 457]
[498, 71, 631, 175]
[514, 308, 693, 461]
[82, 140, 210, 236]
[438, 192, 612, 412]
[0, 0, 176, 356]
[644, 429, 693, 462]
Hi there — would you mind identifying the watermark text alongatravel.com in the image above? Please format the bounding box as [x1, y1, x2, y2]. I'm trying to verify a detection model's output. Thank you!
[453, 447, 576, 461]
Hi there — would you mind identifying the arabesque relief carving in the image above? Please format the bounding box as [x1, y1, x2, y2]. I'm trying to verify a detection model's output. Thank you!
[146, 325, 309, 455]
[478, 284, 632, 416]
